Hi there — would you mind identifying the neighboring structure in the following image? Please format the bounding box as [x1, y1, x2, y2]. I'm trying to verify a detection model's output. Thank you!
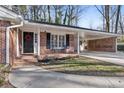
[0, 6, 120, 65]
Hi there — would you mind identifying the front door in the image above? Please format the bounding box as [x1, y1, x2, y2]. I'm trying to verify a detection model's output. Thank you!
[23, 32, 34, 53]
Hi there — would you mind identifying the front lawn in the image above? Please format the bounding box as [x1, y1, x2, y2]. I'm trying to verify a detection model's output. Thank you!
[40, 56, 124, 77]
[0, 64, 6, 86]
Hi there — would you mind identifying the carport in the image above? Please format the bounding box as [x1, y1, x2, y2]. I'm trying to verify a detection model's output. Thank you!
[20, 21, 120, 56]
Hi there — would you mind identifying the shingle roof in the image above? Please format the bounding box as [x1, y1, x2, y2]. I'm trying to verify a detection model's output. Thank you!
[1, 5, 19, 15]
[28, 20, 117, 34]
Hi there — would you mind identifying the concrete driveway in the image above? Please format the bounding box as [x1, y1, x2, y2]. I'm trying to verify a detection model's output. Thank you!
[9, 65, 124, 88]
[81, 51, 124, 66]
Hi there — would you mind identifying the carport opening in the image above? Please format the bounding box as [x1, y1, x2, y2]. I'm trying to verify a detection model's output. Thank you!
[79, 37, 117, 52]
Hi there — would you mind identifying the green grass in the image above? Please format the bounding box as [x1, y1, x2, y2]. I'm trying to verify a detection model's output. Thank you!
[0, 64, 10, 87]
[0, 64, 4, 68]
[0, 64, 5, 86]
[41, 57, 124, 77]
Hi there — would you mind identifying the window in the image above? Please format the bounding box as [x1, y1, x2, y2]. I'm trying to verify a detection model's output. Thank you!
[51, 35, 58, 48]
[46, 33, 51, 49]
[51, 34, 65, 49]
[59, 35, 65, 48]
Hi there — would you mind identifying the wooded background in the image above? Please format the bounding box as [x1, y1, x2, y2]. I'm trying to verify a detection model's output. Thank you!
[5, 5, 124, 42]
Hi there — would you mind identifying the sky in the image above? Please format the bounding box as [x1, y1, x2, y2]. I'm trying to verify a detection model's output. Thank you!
[78, 5, 124, 30]
[78, 5, 103, 29]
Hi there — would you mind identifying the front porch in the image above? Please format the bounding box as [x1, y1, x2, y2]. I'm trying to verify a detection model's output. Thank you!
[11, 21, 119, 66]
[15, 21, 80, 58]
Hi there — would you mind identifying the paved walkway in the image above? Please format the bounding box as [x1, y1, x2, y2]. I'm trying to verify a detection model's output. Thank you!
[9, 65, 124, 88]
[81, 51, 124, 66]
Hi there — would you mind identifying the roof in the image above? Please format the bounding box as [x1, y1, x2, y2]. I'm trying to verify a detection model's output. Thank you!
[0, 6, 19, 15]
[27, 20, 120, 35]
[23, 20, 121, 40]
[0, 6, 21, 23]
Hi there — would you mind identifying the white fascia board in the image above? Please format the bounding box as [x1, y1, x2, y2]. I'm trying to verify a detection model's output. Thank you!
[0, 6, 21, 23]
[25, 21, 121, 37]
[0, 6, 18, 17]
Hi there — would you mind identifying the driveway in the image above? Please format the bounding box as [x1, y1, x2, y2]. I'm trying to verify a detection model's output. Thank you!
[9, 65, 124, 88]
[81, 51, 124, 66]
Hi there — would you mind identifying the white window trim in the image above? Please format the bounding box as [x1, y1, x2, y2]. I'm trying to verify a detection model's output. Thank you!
[50, 34, 66, 49]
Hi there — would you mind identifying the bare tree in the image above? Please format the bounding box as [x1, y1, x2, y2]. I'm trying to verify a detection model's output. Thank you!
[95, 5, 118, 33]
[47, 5, 51, 22]
[10, 5, 87, 27]
[119, 13, 124, 34]
[63, 8, 68, 24]
[115, 5, 121, 33]
[105, 5, 110, 32]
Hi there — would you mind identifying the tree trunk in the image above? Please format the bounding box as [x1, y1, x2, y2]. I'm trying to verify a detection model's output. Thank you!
[48, 5, 51, 23]
[105, 5, 110, 32]
[101, 6, 105, 31]
[63, 9, 67, 24]
[115, 5, 121, 33]
[119, 13, 123, 34]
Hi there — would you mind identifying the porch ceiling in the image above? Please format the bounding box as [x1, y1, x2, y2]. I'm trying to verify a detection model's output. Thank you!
[21, 21, 120, 40]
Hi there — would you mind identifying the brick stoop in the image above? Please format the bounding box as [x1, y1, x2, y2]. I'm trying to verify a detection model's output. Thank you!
[13, 55, 38, 68]
[13, 54, 79, 68]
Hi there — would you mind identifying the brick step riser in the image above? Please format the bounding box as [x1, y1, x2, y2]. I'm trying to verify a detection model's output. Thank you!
[13, 55, 37, 67]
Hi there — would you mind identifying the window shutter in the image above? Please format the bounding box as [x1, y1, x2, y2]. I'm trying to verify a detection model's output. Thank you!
[66, 34, 69, 47]
[46, 33, 51, 49]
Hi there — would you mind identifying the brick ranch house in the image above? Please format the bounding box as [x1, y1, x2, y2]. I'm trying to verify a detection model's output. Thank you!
[0, 6, 120, 65]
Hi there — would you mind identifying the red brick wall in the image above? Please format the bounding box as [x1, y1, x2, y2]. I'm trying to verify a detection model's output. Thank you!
[0, 28, 6, 63]
[0, 20, 10, 27]
[87, 37, 116, 52]
[40, 32, 75, 55]
[0, 20, 17, 65]
[69, 34, 75, 47]
[40, 32, 47, 54]
[9, 28, 19, 65]
[0, 20, 10, 64]
[66, 34, 75, 53]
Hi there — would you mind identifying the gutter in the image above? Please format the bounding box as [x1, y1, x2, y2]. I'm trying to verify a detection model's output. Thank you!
[6, 16, 23, 64]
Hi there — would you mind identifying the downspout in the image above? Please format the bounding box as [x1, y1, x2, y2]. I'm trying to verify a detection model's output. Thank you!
[6, 17, 23, 64]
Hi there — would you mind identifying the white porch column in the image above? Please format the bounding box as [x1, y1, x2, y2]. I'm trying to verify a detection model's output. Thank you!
[16, 28, 20, 57]
[38, 31, 40, 56]
[6, 28, 9, 64]
[77, 32, 80, 54]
